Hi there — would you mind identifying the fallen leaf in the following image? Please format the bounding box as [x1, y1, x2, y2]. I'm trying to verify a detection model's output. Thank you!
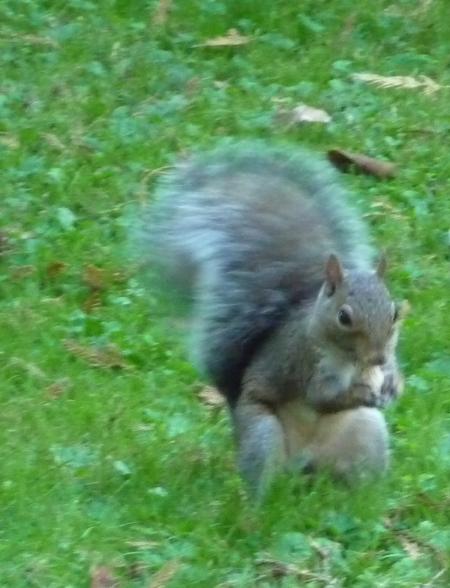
[288, 103, 332, 124]
[90, 565, 119, 588]
[149, 560, 181, 588]
[63, 339, 131, 370]
[198, 385, 225, 408]
[327, 149, 396, 179]
[46, 260, 68, 278]
[152, 0, 172, 26]
[83, 290, 103, 314]
[46, 378, 72, 399]
[195, 29, 251, 48]
[352, 73, 448, 96]
[83, 265, 106, 291]
[255, 557, 332, 583]
[255, 557, 303, 579]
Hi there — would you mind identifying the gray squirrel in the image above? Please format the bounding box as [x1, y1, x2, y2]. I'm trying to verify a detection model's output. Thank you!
[139, 141, 406, 496]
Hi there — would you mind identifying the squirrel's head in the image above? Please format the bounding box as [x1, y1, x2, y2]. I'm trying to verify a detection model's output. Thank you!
[310, 254, 406, 367]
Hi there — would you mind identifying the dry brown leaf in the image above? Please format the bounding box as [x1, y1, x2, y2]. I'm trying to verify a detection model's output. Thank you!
[90, 565, 120, 588]
[256, 558, 303, 579]
[383, 518, 445, 574]
[195, 29, 251, 48]
[289, 104, 332, 124]
[83, 290, 103, 314]
[46, 378, 72, 399]
[63, 339, 131, 370]
[152, 0, 172, 26]
[149, 560, 181, 588]
[328, 149, 396, 179]
[84, 265, 106, 291]
[198, 385, 225, 408]
[255, 557, 332, 583]
[352, 73, 447, 95]
[46, 260, 68, 278]
[0, 133, 20, 149]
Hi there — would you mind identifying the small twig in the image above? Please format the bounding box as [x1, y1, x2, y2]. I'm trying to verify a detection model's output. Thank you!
[137, 166, 172, 204]
[420, 567, 448, 588]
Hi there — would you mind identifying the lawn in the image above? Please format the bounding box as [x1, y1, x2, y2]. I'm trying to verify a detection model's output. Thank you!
[1, 1, 449, 586]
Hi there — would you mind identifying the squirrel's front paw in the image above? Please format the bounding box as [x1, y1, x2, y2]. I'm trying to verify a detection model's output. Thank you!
[379, 371, 404, 406]
[355, 385, 384, 408]
[328, 383, 381, 411]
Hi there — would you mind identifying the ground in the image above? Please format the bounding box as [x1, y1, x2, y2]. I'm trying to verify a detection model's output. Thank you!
[1, 1, 449, 586]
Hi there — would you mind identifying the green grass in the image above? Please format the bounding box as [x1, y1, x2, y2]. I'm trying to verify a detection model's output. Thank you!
[1, 0, 449, 585]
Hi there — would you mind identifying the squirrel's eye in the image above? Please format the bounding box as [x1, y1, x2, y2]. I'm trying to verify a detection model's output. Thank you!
[337, 307, 353, 327]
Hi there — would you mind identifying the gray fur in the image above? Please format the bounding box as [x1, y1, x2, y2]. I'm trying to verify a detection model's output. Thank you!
[138, 141, 404, 494]
[139, 141, 375, 398]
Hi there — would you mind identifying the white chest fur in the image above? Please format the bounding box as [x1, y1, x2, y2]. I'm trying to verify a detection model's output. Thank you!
[277, 400, 320, 458]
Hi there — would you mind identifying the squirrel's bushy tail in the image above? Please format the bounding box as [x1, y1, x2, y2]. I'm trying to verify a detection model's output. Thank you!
[137, 141, 373, 402]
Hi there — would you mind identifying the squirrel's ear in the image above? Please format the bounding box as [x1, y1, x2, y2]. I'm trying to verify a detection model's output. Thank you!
[376, 253, 387, 278]
[325, 254, 343, 296]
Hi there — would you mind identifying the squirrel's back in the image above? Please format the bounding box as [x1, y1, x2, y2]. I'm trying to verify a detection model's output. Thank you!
[140, 141, 374, 402]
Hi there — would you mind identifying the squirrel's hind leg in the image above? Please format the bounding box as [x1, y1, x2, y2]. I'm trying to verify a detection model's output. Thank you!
[307, 407, 389, 482]
[232, 399, 287, 498]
